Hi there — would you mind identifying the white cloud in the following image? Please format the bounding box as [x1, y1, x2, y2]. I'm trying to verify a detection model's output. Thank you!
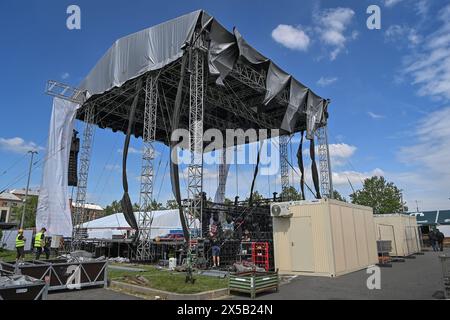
[385, 25, 422, 47]
[402, 4, 450, 101]
[415, 0, 430, 17]
[367, 111, 385, 119]
[329, 143, 357, 159]
[332, 168, 384, 186]
[0, 137, 44, 154]
[329, 143, 357, 168]
[105, 164, 121, 172]
[317, 76, 338, 87]
[271, 24, 310, 51]
[384, 0, 404, 7]
[61, 72, 70, 80]
[314, 7, 356, 60]
[117, 147, 142, 155]
[395, 107, 450, 210]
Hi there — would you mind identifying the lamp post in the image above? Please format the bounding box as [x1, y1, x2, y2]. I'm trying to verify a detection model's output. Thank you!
[19, 150, 38, 229]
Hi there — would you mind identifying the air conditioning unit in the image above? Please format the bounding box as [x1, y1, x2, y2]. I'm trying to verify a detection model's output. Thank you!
[270, 203, 293, 218]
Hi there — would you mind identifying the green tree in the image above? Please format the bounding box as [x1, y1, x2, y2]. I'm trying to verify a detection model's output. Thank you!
[103, 200, 122, 216]
[11, 195, 38, 228]
[223, 198, 234, 205]
[279, 186, 302, 201]
[166, 200, 179, 209]
[350, 176, 403, 214]
[332, 190, 347, 202]
[149, 200, 164, 210]
[245, 191, 264, 204]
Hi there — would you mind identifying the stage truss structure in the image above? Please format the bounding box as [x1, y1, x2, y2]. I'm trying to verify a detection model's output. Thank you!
[44, 19, 333, 261]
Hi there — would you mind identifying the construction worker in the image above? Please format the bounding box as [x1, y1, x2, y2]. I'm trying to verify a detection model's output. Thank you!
[15, 229, 26, 263]
[35, 227, 49, 260]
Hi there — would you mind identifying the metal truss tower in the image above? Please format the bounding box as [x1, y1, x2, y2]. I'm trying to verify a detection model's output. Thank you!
[72, 103, 96, 248]
[187, 45, 205, 239]
[279, 134, 290, 197]
[317, 125, 333, 199]
[216, 147, 228, 204]
[136, 74, 158, 261]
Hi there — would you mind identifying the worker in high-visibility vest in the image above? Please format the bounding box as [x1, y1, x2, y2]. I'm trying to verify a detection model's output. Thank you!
[34, 227, 49, 260]
[15, 229, 26, 263]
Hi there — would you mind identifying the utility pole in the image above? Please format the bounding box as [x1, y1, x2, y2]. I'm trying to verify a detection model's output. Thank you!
[20, 150, 37, 229]
[399, 189, 404, 213]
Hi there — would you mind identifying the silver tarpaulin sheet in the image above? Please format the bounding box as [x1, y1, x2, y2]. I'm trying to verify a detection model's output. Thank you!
[79, 10, 327, 137]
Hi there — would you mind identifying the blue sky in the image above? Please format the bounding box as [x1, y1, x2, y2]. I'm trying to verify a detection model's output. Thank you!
[0, 0, 449, 211]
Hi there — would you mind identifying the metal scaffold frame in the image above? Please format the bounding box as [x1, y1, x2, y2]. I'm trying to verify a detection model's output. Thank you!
[317, 125, 333, 199]
[136, 74, 159, 261]
[72, 103, 96, 248]
[279, 134, 289, 196]
[216, 147, 227, 204]
[187, 46, 205, 238]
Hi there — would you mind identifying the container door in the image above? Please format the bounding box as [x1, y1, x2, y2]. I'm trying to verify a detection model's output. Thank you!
[289, 217, 314, 272]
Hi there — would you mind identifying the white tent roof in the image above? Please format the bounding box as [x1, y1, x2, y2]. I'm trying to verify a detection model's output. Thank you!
[80, 209, 198, 230]
[79, 209, 199, 240]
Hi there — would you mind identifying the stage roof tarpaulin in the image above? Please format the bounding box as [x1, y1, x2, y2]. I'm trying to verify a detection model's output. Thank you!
[78, 10, 328, 138]
[36, 98, 79, 237]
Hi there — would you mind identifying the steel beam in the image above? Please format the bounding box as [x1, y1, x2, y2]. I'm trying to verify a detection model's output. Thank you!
[136, 74, 159, 261]
[215, 147, 228, 204]
[279, 134, 289, 197]
[317, 125, 333, 199]
[72, 103, 95, 249]
[45, 80, 86, 104]
[187, 47, 204, 238]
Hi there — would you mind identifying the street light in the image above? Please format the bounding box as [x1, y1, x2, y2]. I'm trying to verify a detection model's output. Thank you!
[19, 150, 38, 229]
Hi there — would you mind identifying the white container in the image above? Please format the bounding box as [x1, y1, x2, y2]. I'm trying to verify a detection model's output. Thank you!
[373, 214, 421, 257]
[169, 258, 177, 270]
[273, 199, 378, 277]
[50, 235, 63, 249]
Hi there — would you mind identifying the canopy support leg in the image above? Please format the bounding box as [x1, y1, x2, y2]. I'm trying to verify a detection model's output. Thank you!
[317, 125, 333, 199]
[72, 103, 95, 250]
[279, 134, 289, 200]
[136, 74, 158, 261]
[185, 44, 205, 284]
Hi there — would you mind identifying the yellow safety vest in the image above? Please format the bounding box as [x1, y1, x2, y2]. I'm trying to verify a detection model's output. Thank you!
[16, 234, 25, 248]
[34, 232, 44, 248]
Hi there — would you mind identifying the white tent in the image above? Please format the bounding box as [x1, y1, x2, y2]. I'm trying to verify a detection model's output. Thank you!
[79, 209, 198, 240]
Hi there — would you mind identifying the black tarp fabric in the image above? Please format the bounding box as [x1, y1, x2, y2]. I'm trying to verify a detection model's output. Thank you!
[80, 10, 327, 139]
[309, 138, 321, 199]
[297, 131, 306, 200]
[169, 53, 190, 243]
[121, 80, 142, 231]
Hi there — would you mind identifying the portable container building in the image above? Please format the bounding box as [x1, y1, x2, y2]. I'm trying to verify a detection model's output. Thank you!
[272, 199, 378, 277]
[373, 214, 421, 257]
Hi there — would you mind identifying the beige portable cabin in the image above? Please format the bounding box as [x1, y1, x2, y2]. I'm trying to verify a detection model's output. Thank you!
[373, 214, 421, 257]
[272, 199, 378, 277]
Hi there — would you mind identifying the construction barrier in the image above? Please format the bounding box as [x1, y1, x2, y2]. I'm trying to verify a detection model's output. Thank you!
[0, 259, 108, 291]
[228, 270, 279, 299]
[0, 269, 48, 300]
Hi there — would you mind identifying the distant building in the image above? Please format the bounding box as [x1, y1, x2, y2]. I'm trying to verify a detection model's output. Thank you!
[10, 188, 40, 200]
[0, 193, 23, 223]
[70, 201, 105, 223]
[409, 210, 450, 237]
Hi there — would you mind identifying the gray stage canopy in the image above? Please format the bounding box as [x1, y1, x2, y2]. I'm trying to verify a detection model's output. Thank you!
[76, 10, 328, 142]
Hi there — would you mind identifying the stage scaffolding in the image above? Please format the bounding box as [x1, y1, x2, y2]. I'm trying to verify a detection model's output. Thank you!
[44, 10, 331, 262]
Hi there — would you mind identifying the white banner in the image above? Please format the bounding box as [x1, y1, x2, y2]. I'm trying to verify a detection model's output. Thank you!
[36, 98, 80, 237]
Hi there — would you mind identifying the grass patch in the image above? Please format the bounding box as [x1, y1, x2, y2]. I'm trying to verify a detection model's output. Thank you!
[109, 264, 227, 294]
[0, 249, 34, 262]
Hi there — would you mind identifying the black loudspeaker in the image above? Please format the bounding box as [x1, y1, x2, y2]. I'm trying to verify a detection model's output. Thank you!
[68, 130, 80, 187]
